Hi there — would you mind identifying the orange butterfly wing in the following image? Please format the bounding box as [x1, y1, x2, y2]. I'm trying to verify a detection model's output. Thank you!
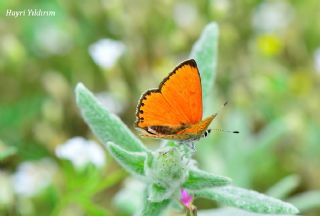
[136, 59, 203, 129]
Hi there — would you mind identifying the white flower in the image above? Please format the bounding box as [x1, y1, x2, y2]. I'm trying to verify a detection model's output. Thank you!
[113, 178, 144, 215]
[36, 25, 72, 55]
[95, 92, 125, 115]
[252, 2, 293, 34]
[88, 39, 126, 69]
[55, 137, 106, 170]
[213, 0, 230, 13]
[314, 48, 320, 73]
[173, 3, 197, 28]
[12, 158, 57, 197]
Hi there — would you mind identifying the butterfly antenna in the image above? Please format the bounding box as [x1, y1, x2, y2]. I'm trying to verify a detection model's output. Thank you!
[211, 101, 239, 134]
[211, 129, 239, 134]
[215, 101, 228, 116]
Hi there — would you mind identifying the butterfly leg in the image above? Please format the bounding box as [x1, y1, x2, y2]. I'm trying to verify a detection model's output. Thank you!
[187, 142, 195, 151]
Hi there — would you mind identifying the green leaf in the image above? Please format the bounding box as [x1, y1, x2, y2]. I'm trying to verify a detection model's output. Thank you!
[139, 196, 171, 216]
[0, 94, 43, 132]
[251, 119, 288, 158]
[75, 83, 146, 152]
[190, 22, 219, 113]
[288, 190, 320, 212]
[266, 175, 300, 199]
[107, 142, 146, 177]
[183, 169, 231, 190]
[78, 198, 112, 216]
[148, 183, 175, 202]
[92, 169, 127, 195]
[194, 186, 299, 214]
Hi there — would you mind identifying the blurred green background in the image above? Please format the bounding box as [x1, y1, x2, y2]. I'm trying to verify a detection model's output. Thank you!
[0, 0, 319, 215]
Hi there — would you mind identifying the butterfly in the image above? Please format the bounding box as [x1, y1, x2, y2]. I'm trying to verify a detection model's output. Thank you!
[135, 59, 217, 142]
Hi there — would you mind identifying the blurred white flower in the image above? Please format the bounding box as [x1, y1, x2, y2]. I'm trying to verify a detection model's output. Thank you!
[95, 92, 125, 115]
[113, 178, 144, 215]
[88, 39, 126, 69]
[36, 25, 72, 56]
[212, 0, 230, 13]
[55, 137, 106, 170]
[314, 48, 320, 73]
[173, 3, 197, 28]
[252, 2, 293, 34]
[12, 158, 57, 197]
[1, 34, 26, 63]
[42, 71, 70, 101]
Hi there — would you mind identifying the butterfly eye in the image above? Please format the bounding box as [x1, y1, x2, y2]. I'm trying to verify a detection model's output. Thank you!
[203, 129, 211, 138]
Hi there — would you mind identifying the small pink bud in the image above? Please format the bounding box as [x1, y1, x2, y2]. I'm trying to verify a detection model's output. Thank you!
[181, 188, 193, 208]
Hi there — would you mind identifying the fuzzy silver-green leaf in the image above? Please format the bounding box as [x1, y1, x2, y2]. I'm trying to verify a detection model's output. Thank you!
[107, 142, 146, 177]
[190, 22, 219, 113]
[139, 197, 171, 216]
[75, 83, 146, 152]
[266, 175, 300, 199]
[183, 168, 231, 190]
[288, 190, 320, 212]
[194, 185, 299, 214]
[148, 183, 175, 203]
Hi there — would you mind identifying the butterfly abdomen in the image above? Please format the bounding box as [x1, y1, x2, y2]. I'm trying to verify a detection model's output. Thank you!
[145, 124, 189, 135]
[140, 115, 216, 142]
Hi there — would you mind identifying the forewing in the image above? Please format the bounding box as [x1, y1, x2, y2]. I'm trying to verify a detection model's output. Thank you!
[160, 59, 203, 124]
[135, 59, 203, 131]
